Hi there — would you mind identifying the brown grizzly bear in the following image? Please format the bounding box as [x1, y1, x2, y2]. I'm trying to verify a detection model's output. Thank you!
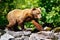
[6, 8, 42, 31]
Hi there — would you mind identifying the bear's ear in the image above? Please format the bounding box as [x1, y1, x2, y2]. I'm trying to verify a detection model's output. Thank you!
[32, 8, 36, 10]
[37, 7, 41, 13]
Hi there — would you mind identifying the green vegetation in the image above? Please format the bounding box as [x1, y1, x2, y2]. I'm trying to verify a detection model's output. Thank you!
[0, 0, 60, 29]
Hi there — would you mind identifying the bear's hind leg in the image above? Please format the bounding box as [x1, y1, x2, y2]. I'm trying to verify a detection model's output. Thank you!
[7, 21, 16, 31]
[13, 22, 20, 31]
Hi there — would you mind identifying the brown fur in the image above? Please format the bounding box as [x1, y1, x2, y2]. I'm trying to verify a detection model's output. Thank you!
[7, 8, 41, 31]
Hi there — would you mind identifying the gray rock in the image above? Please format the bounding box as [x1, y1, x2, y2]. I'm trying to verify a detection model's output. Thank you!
[54, 32, 60, 40]
[24, 36, 29, 40]
[6, 30, 31, 37]
[38, 31, 54, 38]
[23, 31, 31, 36]
[0, 29, 6, 36]
[0, 33, 14, 40]
[14, 37, 24, 40]
[9, 37, 24, 40]
[3, 30, 31, 40]
[9, 36, 29, 40]
[44, 39, 52, 40]
[7, 31, 24, 37]
[29, 32, 53, 40]
[58, 38, 60, 40]
[2, 29, 60, 40]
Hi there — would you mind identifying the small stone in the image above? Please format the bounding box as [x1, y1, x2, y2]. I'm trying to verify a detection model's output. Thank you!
[58, 38, 60, 40]
[23, 31, 31, 36]
[15, 37, 24, 40]
[44, 39, 52, 40]
[9, 38, 15, 40]
[54, 32, 60, 40]
[24, 36, 29, 40]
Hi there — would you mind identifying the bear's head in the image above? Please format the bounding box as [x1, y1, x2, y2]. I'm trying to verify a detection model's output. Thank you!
[31, 8, 41, 19]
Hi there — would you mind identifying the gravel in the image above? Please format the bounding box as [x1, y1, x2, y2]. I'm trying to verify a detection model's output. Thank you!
[0, 29, 60, 40]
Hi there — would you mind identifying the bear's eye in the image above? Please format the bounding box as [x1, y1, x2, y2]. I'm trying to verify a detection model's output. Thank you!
[37, 13, 40, 14]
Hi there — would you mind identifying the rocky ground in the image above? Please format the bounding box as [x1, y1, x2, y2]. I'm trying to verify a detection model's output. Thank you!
[0, 29, 60, 40]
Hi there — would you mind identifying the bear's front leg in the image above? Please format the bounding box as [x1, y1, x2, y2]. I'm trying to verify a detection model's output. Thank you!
[18, 20, 26, 31]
